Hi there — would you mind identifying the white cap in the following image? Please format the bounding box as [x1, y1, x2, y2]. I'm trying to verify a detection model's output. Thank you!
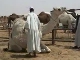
[30, 6, 34, 9]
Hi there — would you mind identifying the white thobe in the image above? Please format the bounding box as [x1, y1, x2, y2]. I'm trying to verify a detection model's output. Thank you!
[75, 17, 80, 47]
[24, 12, 41, 53]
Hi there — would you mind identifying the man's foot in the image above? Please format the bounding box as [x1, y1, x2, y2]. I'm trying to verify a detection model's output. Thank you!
[26, 52, 33, 57]
[33, 51, 36, 57]
[72, 46, 78, 49]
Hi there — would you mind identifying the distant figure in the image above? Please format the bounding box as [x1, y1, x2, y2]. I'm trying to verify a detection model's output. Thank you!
[73, 15, 80, 49]
[72, 14, 79, 33]
[24, 7, 41, 57]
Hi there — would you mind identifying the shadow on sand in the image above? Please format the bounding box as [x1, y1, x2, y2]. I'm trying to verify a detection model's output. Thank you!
[11, 54, 38, 58]
[0, 37, 9, 39]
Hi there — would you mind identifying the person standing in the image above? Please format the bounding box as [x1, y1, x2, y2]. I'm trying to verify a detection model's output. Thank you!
[73, 15, 80, 49]
[24, 7, 41, 57]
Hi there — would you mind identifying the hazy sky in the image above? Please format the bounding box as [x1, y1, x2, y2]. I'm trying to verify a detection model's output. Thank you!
[0, 0, 80, 16]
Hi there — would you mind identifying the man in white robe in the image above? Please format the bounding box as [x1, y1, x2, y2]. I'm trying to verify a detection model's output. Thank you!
[24, 7, 41, 57]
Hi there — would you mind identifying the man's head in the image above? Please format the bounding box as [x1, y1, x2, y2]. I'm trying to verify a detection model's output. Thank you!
[29, 7, 34, 12]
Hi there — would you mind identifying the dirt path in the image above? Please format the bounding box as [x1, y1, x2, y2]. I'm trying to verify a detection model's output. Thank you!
[0, 30, 80, 60]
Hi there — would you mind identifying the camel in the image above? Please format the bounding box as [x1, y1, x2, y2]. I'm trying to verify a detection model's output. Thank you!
[0, 16, 8, 29]
[4, 14, 51, 53]
[8, 13, 19, 28]
[42, 7, 76, 35]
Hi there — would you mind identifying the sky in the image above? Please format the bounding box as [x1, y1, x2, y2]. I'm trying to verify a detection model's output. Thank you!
[0, 0, 80, 16]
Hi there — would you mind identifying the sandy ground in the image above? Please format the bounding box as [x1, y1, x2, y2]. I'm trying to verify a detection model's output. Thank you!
[0, 30, 80, 60]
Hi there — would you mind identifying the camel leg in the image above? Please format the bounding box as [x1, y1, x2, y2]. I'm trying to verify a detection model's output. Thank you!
[64, 30, 66, 33]
[40, 41, 51, 53]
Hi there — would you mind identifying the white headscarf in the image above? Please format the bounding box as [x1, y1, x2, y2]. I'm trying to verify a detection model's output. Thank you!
[30, 6, 34, 9]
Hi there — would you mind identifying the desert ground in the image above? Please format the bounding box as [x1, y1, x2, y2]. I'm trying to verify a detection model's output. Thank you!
[0, 29, 80, 60]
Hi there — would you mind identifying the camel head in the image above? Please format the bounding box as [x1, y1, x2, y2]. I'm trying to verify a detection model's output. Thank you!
[50, 7, 67, 17]
[8, 13, 19, 21]
[38, 12, 51, 24]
